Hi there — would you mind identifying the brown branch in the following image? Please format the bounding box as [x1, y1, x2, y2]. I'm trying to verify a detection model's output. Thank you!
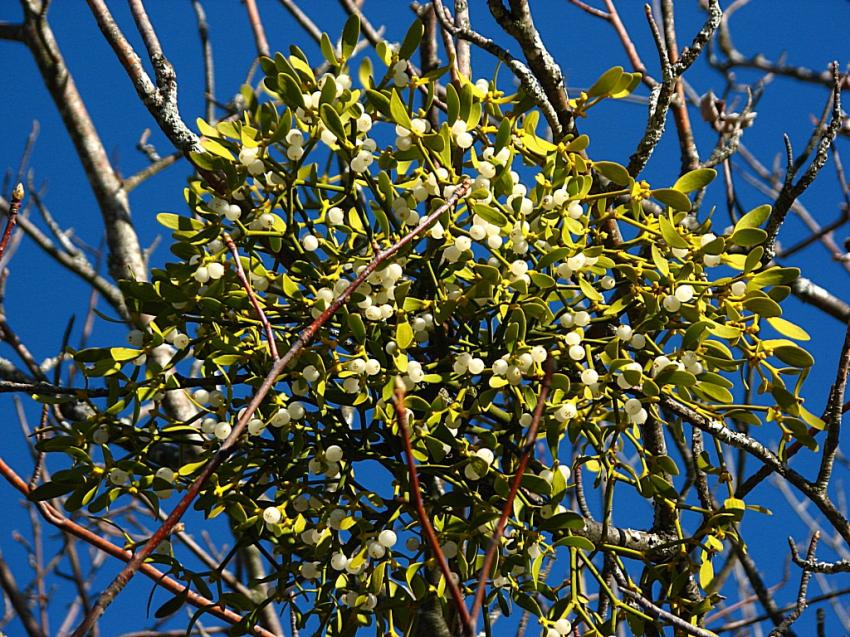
[0, 457, 275, 637]
[486, 0, 573, 137]
[815, 319, 850, 491]
[223, 233, 279, 360]
[127, 0, 163, 61]
[612, 566, 717, 637]
[392, 378, 474, 637]
[770, 533, 820, 636]
[789, 276, 850, 323]
[0, 552, 45, 637]
[569, 0, 657, 90]
[69, 178, 472, 635]
[189, 1, 215, 123]
[628, 0, 721, 176]
[18, 2, 146, 284]
[566, 0, 608, 20]
[764, 64, 843, 263]
[244, 0, 270, 58]
[454, 0, 471, 78]
[85, 0, 202, 155]
[0, 21, 24, 41]
[660, 0, 699, 172]
[663, 397, 850, 548]
[470, 358, 555, 628]
[122, 152, 181, 193]
[0, 182, 24, 267]
[277, 0, 323, 44]
[432, 0, 560, 135]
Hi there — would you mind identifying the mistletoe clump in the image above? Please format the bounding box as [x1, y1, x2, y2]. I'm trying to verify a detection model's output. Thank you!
[35, 15, 820, 637]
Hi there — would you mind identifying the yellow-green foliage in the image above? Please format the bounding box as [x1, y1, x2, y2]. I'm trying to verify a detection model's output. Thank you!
[34, 15, 820, 636]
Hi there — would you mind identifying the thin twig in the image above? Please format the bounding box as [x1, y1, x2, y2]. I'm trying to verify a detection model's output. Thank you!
[277, 0, 323, 43]
[0, 183, 24, 263]
[769, 533, 820, 636]
[816, 319, 850, 491]
[613, 566, 717, 637]
[764, 64, 843, 262]
[392, 378, 474, 637]
[223, 233, 279, 360]
[191, 0, 216, 123]
[470, 357, 555, 627]
[0, 552, 45, 637]
[244, 0, 270, 58]
[122, 152, 181, 192]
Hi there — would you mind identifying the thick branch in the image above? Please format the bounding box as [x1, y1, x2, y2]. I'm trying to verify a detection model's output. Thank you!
[85, 0, 202, 155]
[19, 2, 146, 283]
[486, 0, 572, 137]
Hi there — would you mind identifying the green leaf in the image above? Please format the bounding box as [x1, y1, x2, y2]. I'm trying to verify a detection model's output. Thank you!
[652, 188, 692, 211]
[774, 344, 814, 368]
[398, 19, 424, 60]
[396, 320, 413, 349]
[743, 296, 782, 318]
[157, 213, 205, 232]
[537, 247, 570, 271]
[341, 14, 360, 60]
[278, 73, 306, 109]
[750, 267, 800, 288]
[695, 381, 733, 403]
[673, 168, 717, 193]
[578, 276, 602, 302]
[110, 347, 142, 361]
[554, 535, 595, 551]
[587, 66, 624, 97]
[200, 138, 233, 159]
[734, 204, 771, 231]
[658, 215, 690, 249]
[29, 480, 79, 501]
[472, 203, 507, 227]
[347, 313, 366, 343]
[767, 317, 810, 341]
[320, 33, 338, 68]
[389, 90, 412, 129]
[320, 104, 347, 141]
[540, 511, 585, 531]
[699, 558, 714, 590]
[593, 161, 631, 186]
[155, 589, 188, 619]
[730, 227, 767, 247]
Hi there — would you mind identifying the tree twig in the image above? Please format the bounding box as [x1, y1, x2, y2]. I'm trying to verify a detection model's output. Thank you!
[243, 0, 270, 58]
[223, 233, 279, 360]
[770, 533, 820, 636]
[392, 378, 474, 637]
[470, 357, 555, 628]
[0, 183, 24, 265]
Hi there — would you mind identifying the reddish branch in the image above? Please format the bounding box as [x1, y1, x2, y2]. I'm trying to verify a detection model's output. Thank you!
[392, 380, 475, 637]
[0, 183, 24, 263]
[223, 233, 279, 360]
[244, 0, 270, 58]
[469, 357, 555, 627]
[0, 457, 275, 637]
[69, 178, 471, 635]
[567, 0, 656, 89]
[659, 0, 700, 172]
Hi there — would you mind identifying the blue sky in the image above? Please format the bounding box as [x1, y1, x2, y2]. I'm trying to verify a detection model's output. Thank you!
[1, 1, 849, 635]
